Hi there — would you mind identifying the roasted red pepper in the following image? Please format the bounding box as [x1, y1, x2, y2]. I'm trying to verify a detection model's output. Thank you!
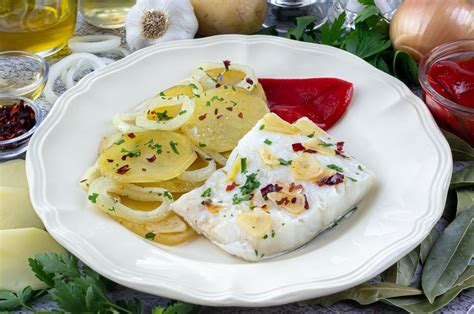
[259, 78, 354, 130]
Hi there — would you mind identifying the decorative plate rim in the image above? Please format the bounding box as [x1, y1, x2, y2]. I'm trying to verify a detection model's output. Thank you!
[26, 35, 452, 306]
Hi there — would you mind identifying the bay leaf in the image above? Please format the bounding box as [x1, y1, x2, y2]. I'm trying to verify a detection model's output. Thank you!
[383, 247, 420, 286]
[420, 228, 440, 265]
[456, 189, 474, 216]
[450, 164, 474, 190]
[383, 265, 474, 312]
[298, 282, 422, 307]
[442, 130, 474, 161]
[421, 206, 474, 303]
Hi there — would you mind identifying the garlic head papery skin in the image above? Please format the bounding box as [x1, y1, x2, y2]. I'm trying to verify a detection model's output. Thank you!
[126, 0, 198, 51]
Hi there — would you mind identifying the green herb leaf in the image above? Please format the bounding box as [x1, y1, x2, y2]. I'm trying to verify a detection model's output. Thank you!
[145, 232, 156, 239]
[383, 247, 420, 286]
[420, 228, 440, 265]
[450, 164, 474, 189]
[442, 130, 474, 161]
[278, 158, 292, 166]
[344, 27, 391, 59]
[327, 164, 344, 173]
[0, 291, 21, 311]
[169, 141, 179, 154]
[383, 266, 474, 312]
[152, 300, 204, 314]
[34, 252, 81, 279]
[157, 110, 171, 121]
[367, 54, 391, 73]
[354, 5, 379, 24]
[285, 16, 316, 41]
[456, 189, 474, 216]
[357, 0, 375, 5]
[264, 139, 272, 145]
[257, 26, 278, 36]
[28, 258, 55, 287]
[198, 142, 207, 148]
[114, 139, 125, 145]
[299, 282, 422, 307]
[201, 188, 212, 198]
[241, 157, 247, 173]
[320, 12, 347, 46]
[421, 206, 474, 303]
[392, 50, 418, 84]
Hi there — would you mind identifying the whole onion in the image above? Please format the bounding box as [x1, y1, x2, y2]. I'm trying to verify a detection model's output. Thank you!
[390, 0, 474, 62]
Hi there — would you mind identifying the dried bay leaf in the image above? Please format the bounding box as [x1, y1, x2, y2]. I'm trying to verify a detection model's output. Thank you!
[420, 228, 440, 265]
[442, 130, 474, 161]
[384, 266, 474, 312]
[298, 282, 422, 307]
[383, 247, 420, 286]
[456, 189, 474, 216]
[421, 206, 474, 303]
[450, 164, 474, 190]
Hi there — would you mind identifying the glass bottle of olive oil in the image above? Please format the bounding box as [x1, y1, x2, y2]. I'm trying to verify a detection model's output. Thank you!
[0, 0, 77, 57]
[80, 0, 136, 29]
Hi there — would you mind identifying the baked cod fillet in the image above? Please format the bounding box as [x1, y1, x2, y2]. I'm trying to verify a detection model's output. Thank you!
[171, 113, 374, 261]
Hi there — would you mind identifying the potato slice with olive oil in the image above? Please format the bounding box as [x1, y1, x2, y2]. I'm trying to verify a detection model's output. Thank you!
[205, 68, 266, 101]
[98, 131, 197, 183]
[181, 88, 269, 152]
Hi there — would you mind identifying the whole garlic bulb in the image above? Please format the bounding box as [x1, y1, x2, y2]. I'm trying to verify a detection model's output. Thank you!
[125, 0, 198, 51]
[390, 0, 474, 62]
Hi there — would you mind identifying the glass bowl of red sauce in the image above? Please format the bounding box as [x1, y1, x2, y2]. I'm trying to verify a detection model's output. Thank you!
[0, 96, 43, 160]
[419, 39, 474, 145]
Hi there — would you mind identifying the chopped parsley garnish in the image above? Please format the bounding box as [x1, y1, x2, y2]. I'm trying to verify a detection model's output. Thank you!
[264, 139, 272, 145]
[271, 229, 276, 238]
[169, 141, 179, 154]
[163, 191, 173, 200]
[121, 147, 141, 158]
[327, 164, 344, 172]
[278, 158, 292, 166]
[232, 193, 251, 204]
[348, 177, 358, 182]
[189, 83, 198, 90]
[307, 132, 315, 138]
[319, 142, 334, 147]
[259, 124, 265, 130]
[206, 101, 211, 106]
[230, 100, 238, 107]
[178, 110, 187, 115]
[159, 91, 166, 97]
[240, 157, 247, 173]
[157, 110, 171, 121]
[145, 232, 156, 239]
[231, 86, 236, 92]
[255, 249, 259, 256]
[114, 139, 125, 145]
[201, 188, 212, 197]
[232, 173, 260, 204]
[145, 139, 163, 154]
[358, 165, 364, 171]
[198, 142, 207, 148]
[88, 193, 99, 203]
[263, 234, 268, 239]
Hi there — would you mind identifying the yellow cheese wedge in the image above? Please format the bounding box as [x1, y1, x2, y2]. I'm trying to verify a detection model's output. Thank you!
[0, 228, 64, 291]
[0, 159, 28, 188]
[0, 186, 44, 230]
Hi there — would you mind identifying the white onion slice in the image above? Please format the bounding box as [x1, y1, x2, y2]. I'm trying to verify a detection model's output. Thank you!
[44, 53, 106, 104]
[176, 78, 204, 96]
[88, 176, 171, 223]
[68, 35, 121, 53]
[80, 161, 101, 192]
[119, 183, 173, 202]
[135, 95, 195, 131]
[191, 61, 257, 91]
[105, 47, 131, 57]
[112, 113, 147, 133]
[178, 149, 216, 182]
[205, 150, 228, 166]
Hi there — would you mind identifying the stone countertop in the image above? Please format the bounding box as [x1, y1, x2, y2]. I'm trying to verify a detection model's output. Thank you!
[29, 13, 473, 314]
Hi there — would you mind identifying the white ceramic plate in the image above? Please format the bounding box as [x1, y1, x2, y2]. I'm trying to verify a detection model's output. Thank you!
[26, 35, 452, 307]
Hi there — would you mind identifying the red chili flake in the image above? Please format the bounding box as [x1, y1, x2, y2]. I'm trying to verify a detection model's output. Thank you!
[304, 195, 310, 209]
[127, 133, 136, 139]
[276, 197, 290, 205]
[199, 113, 207, 120]
[288, 182, 303, 193]
[291, 197, 297, 204]
[205, 157, 213, 161]
[336, 141, 344, 152]
[121, 155, 127, 161]
[214, 108, 218, 115]
[318, 173, 345, 186]
[80, 179, 87, 183]
[142, 168, 147, 172]
[226, 107, 233, 111]
[117, 165, 131, 175]
[262, 204, 268, 209]
[201, 199, 213, 206]
[223, 60, 231, 70]
[0, 100, 36, 141]
[246, 77, 254, 85]
[107, 159, 114, 163]
[292, 143, 305, 152]
[260, 183, 283, 200]
[216, 114, 224, 119]
[146, 155, 156, 163]
[226, 182, 237, 191]
[238, 112, 244, 119]
[215, 83, 222, 88]
[305, 148, 318, 154]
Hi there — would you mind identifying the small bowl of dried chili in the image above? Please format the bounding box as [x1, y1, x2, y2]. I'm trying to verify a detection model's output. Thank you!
[0, 96, 43, 160]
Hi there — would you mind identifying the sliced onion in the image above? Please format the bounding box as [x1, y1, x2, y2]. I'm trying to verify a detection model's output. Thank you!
[205, 150, 228, 166]
[44, 53, 106, 104]
[99, 132, 123, 152]
[119, 183, 174, 202]
[68, 35, 121, 53]
[88, 176, 171, 223]
[178, 149, 216, 182]
[80, 161, 101, 191]
[176, 78, 204, 96]
[112, 113, 147, 133]
[135, 95, 195, 131]
[105, 47, 131, 57]
[191, 62, 257, 91]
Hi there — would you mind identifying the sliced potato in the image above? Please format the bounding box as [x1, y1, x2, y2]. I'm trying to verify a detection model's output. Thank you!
[181, 88, 269, 152]
[140, 179, 204, 193]
[0, 228, 64, 291]
[0, 186, 44, 230]
[0, 159, 28, 187]
[98, 131, 197, 183]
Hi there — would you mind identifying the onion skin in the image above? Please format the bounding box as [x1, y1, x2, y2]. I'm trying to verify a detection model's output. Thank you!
[191, 0, 267, 36]
[390, 0, 474, 62]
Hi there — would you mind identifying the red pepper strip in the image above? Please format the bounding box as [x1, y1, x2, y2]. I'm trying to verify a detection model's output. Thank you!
[259, 78, 354, 130]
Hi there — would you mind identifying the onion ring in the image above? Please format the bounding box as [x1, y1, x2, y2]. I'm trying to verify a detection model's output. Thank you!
[112, 113, 147, 133]
[192, 62, 257, 91]
[68, 35, 121, 53]
[88, 176, 171, 223]
[178, 149, 216, 182]
[80, 161, 101, 191]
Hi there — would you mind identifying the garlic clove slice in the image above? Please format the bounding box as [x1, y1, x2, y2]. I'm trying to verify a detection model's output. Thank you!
[290, 153, 324, 181]
[261, 113, 300, 134]
[237, 210, 272, 237]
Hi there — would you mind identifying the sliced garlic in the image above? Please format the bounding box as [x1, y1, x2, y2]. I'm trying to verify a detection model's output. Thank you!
[145, 214, 187, 233]
[259, 146, 280, 167]
[261, 113, 300, 134]
[226, 155, 241, 182]
[202, 200, 224, 214]
[294, 118, 326, 138]
[267, 192, 306, 215]
[303, 138, 336, 156]
[237, 210, 272, 237]
[290, 153, 324, 181]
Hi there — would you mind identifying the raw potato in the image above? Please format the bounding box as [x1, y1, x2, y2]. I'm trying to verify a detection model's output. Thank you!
[0, 228, 65, 291]
[0, 159, 28, 187]
[0, 186, 44, 230]
[191, 0, 267, 36]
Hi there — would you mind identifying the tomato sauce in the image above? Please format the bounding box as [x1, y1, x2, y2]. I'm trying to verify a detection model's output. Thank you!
[259, 78, 354, 130]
